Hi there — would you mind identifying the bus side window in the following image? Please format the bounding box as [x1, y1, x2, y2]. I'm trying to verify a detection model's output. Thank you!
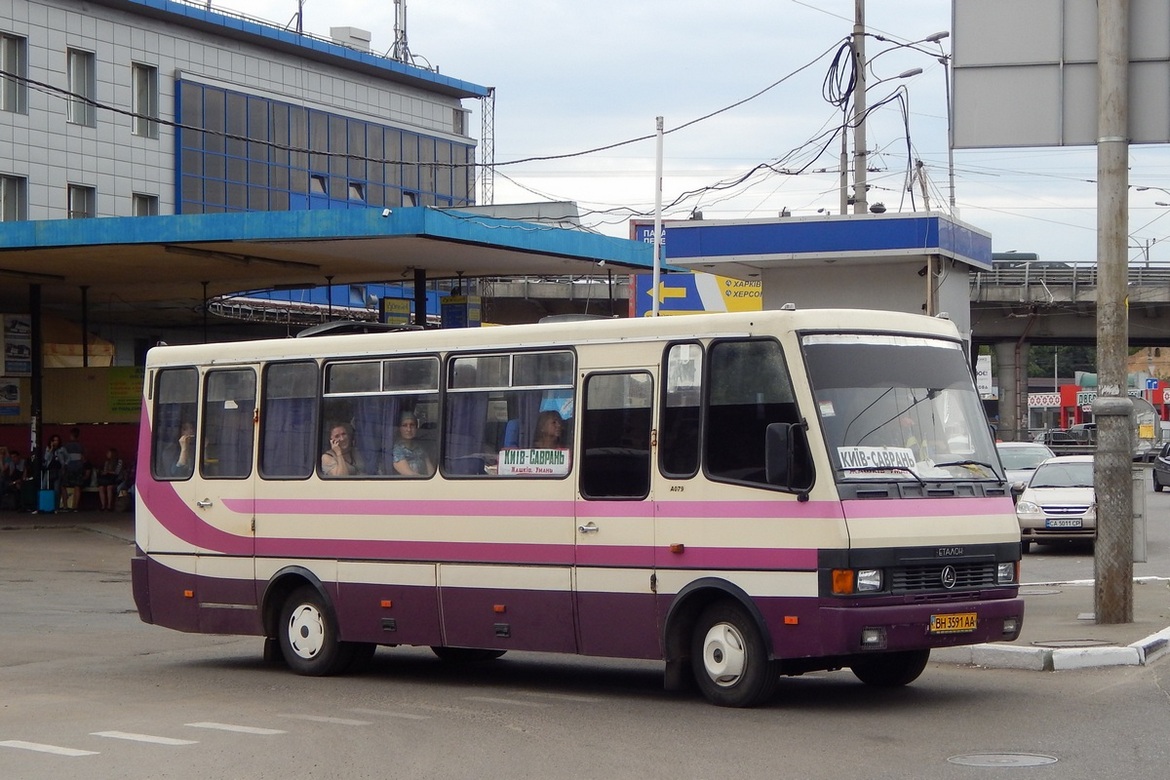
[661, 342, 702, 478]
[152, 367, 198, 481]
[705, 339, 800, 487]
[201, 368, 257, 478]
[260, 361, 319, 479]
[580, 372, 653, 500]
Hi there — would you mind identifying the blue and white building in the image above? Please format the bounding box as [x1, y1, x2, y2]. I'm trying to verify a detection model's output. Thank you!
[1, 0, 485, 223]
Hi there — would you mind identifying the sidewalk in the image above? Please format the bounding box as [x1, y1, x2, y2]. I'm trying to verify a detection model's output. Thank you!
[3, 508, 1169, 671]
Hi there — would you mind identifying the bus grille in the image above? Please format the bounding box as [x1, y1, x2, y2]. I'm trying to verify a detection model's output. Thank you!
[890, 563, 998, 593]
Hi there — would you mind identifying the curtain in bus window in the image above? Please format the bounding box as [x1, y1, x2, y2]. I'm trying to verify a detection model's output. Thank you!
[261, 362, 318, 478]
[262, 398, 315, 477]
[445, 393, 489, 475]
[353, 396, 400, 475]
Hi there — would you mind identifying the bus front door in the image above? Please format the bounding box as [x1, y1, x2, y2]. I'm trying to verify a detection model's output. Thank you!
[191, 368, 258, 627]
[574, 371, 659, 658]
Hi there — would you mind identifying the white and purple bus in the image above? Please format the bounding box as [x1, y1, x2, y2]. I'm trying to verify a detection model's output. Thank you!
[131, 308, 1023, 707]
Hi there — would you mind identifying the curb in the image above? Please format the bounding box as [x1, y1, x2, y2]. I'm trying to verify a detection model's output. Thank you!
[935, 577, 1170, 671]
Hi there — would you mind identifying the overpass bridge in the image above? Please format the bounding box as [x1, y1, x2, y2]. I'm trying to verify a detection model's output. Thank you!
[969, 264, 1170, 346]
[969, 263, 1170, 442]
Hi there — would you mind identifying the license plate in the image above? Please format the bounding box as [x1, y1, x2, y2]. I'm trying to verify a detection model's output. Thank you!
[1046, 517, 1083, 529]
[929, 612, 978, 634]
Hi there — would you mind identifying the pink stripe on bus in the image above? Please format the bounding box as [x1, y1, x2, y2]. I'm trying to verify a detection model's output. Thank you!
[232, 497, 846, 521]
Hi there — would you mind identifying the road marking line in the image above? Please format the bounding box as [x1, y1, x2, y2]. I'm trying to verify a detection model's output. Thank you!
[347, 708, 431, 720]
[465, 696, 549, 708]
[0, 740, 99, 757]
[91, 731, 199, 746]
[276, 714, 372, 726]
[185, 722, 286, 735]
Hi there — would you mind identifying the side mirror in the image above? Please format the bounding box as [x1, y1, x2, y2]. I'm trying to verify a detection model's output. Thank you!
[765, 422, 814, 494]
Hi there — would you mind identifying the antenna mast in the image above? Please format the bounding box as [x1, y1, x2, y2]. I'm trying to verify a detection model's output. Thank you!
[392, 0, 412, 63]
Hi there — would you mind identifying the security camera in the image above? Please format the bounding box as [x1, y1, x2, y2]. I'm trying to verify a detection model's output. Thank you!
[381, 208, 392, 217]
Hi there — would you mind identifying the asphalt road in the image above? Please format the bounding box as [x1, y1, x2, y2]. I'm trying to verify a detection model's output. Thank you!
[1, 514, 1168, 779]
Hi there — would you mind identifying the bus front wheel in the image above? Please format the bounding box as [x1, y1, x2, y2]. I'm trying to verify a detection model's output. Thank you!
[278, 585, 353, 676]
[850, 649, 930, 687]
[690, 600, 778, 708]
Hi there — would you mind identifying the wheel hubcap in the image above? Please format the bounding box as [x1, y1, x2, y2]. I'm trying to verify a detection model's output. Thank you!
[287, 603, 325, 660]
[701, 622, 747, 687]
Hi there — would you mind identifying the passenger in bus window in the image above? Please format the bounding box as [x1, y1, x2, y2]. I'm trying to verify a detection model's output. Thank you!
[321, 422, 365, 477]
[392, 412, 434, 476]
[533, 410, 566, 448]
[172, 421, 196, 478]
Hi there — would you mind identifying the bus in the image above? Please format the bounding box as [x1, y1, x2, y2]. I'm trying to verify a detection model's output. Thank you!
[131, 308, 1024, 708]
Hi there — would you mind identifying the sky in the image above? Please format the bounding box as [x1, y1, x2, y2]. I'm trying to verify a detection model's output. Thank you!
[231, 0, 1170, 265]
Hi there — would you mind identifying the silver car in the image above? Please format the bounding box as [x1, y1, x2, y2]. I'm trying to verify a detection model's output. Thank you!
[996, 441, 1056, 493]
[1015, 455, 1096, 553]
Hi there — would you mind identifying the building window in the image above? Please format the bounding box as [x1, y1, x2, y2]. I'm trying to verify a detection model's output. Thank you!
[68, 184, 96, 218]
[348, 182, 365, 202]
[1, 174, 27, 221]
[67, 49, 96, 126]
[1, 33, 28, 114]
[131, 62, 159, 138]
[309, 174, 328, 195]
[132, 193, 159, 216]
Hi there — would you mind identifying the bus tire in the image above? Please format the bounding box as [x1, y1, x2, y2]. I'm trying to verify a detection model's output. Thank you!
[850, 649, 930, 687]
[690, 600, 777, 708]
[278, 585, 353, 676]
[430, 647, 507, 663]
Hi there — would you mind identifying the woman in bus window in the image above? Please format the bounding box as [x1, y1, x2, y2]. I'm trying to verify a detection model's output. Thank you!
[321, 422, 364, 477]
[533, 410, 566, 448]
[392, 412, 434, 476]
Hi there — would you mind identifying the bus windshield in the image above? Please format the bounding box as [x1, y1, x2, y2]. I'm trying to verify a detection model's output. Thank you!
[802, 333, 1001, 482]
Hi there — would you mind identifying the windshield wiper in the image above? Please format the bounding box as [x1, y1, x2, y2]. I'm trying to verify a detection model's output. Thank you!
[838, 464, 925, 486]
[934, 459, 1000, 477]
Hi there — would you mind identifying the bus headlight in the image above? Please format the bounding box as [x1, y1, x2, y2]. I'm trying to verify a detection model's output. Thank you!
[856, 569, 883, 592]
[996, 561, 1016, 585]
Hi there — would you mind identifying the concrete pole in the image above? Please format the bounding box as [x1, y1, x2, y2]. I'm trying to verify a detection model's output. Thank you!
[993, 341, 1019, 440]
[852, 0, 868, 215]
[1094, 0, 1133, 624]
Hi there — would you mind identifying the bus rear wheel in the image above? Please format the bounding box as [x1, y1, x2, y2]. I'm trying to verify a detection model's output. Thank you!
[690, 600, 778, 708]
[850, 649, 930, 687]
[278, 585, 353, 676]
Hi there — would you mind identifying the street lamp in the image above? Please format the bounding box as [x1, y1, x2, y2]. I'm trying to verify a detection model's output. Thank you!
[925, 31, 957, 215]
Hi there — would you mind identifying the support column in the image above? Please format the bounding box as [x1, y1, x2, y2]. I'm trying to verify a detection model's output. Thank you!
[993, 341, 1022, 441]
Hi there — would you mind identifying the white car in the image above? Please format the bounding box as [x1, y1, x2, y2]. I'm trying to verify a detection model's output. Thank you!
[1015, 455, 1096, 553]
[995, 441, 1056, 492]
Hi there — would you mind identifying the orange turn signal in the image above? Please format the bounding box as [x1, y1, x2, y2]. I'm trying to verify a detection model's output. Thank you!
[380, 599, 393, 609]
[831, 569, 855, 595]
[183, 589, 194, 599]
[493, 604, 506, 613]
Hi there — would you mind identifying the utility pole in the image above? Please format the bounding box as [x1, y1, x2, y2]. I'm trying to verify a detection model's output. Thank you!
[1094, 0, 1133, 624]
[851, 0, 868, 215]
